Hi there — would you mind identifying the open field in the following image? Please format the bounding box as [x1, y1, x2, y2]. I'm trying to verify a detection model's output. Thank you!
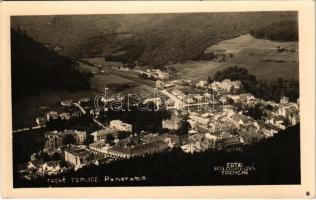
[204, 34, 298, 55]
[78, 60, 156, 96]
[170, 61, 222, 82]
[168, 34, 298, 81]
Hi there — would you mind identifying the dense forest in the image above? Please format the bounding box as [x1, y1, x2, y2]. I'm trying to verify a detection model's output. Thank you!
[250, 19, 298, 41]
[208, 66, 299, 102]
[11, 29, 91, 102]
[11, 12, 298, 67]
[14, 124, 300, 187]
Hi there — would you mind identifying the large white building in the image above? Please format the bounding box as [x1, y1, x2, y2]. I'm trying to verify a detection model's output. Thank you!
[110, 120, 133, 132]
[64, 145, 91, 167]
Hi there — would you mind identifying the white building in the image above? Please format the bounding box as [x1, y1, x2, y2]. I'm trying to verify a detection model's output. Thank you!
[110, 120, 132, 132]
[46, 111, 58, 121]
[154, 69, 170, 80]
[230, 113, 259, 130]
[91, 127, 117, 142]
[162, 115, 182, 130]
[60, 99, 73, 107]
[209, 79, 242, 92]
[156, 80, 165, 88]
[196, 80, 208, 88]
[89, 139, 110, 154]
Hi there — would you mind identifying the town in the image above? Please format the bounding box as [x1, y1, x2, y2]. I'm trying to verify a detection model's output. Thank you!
[16, 64, 300, 181]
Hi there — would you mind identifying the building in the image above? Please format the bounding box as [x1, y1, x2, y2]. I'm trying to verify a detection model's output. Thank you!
[27, 159, 45, 171]
[140, 133, 160, 144]
[62, 130, 87, 144]
[60, 99, 73, 107]
[278, 103, 298, 118]
[215, 132, 244, 150]
[38, 161, 62, 176]
[36, 117, 47, 126]
[46, 111, 58, 121]
[154, 69, 170, 80]
[74, 131, 87, 144]
[230, 113, 259, 130]
[289, 113, 300, 125]
[181, 133, 215, 153]
[89, 140, 110, 154]
[45, 131, 64, 149]
[64, 145, 92, 167]
[226, 94, 241, 103]
[239, 93, 255, 104]
[70, 109, 82, 118]
[90, 108, 100, 117]
[209, 79, 242, 92]
[162, 115, 182, 130]
[27, 159, 63, 177]
[196, 80, 208, 88]
[144, 97, 162, 108]
[159, 133, 180, 147]
[79, 98, 92, 108]
[156, 80, 165, 88]
[189, 113, 210, 128]
[280, 96, 289, 104]
[261, 124, 279, 137]
[164, 82, 176, 88]
[205, 132, 217, 140]
[192, 94, 204, 101]
[109, 120, 132, 132]
[91, 127, 118, 142]
[45, 130, 87, 149]
[107, 140, 169, 159]
[60, 112, 71, 120]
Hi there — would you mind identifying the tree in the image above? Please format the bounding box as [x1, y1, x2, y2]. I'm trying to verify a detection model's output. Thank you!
[245, 104, 266, 120]
[117, 131, 131, 140]
[106, 134, 115, 142]
[177, 120, 191, 136]
[63, 134, 76, 145]
[51, 152, 61, 160]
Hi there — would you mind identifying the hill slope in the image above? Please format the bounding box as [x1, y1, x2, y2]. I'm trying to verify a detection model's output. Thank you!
[11, 29, 90, 102]
[11, 12, 298, 66]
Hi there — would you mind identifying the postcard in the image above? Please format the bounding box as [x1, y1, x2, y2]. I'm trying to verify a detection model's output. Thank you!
[0, 1, 315, 198]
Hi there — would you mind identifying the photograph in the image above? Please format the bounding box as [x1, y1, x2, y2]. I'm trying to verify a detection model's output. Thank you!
[11, 11, 301, 187]
[0, 1, 315, 198]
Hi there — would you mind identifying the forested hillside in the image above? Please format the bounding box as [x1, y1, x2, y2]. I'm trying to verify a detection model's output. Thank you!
[11, 29, 90, 102]
[11, 12, 298, 67]
[250, 19, 298, 41]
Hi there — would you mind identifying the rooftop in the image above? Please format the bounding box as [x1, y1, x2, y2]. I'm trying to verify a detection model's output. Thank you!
[231, 113, 254, 123]
[91, 127, 117, 136]
[64, 145, 90, 157]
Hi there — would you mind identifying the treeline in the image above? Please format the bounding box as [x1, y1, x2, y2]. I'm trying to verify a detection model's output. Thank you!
[104, 38, 145, 64]
[13, 130, 47, 165]
[14, 124, 300, 187]
[250, 19, 298, 42]
[46, 114, 100, 134]
[11, 29, 91, 102]
[208, 66, 299, 102]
